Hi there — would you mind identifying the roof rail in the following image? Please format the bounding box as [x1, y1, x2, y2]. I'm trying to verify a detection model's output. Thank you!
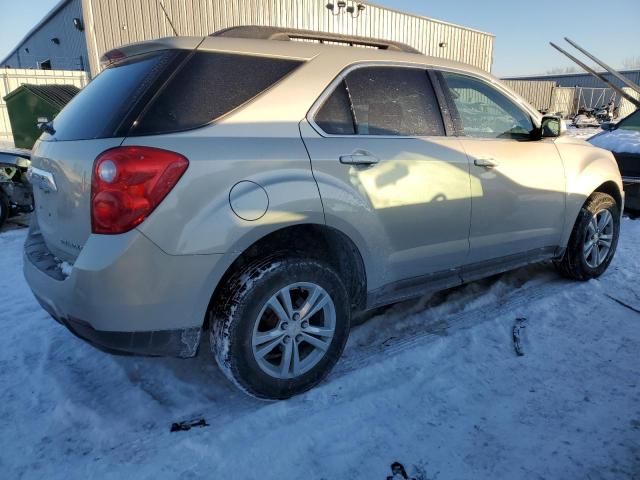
[210, 26, 421, 54]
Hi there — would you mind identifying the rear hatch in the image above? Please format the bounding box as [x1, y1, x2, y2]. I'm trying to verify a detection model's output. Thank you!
[30, 46, 193, 262]
[30, 36, 304, 262]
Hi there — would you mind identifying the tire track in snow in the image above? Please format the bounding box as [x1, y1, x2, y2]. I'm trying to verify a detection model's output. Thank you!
[332, 278, 570, 377]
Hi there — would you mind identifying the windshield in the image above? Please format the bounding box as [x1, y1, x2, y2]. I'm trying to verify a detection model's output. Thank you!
[617, 109, 640, 131]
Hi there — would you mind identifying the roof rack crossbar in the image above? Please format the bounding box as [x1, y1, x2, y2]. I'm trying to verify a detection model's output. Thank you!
[210, 26, 421, 54]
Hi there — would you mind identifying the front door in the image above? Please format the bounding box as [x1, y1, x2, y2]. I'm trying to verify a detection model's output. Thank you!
[300, 65, 472, 290]
[437, 71, 566, 264]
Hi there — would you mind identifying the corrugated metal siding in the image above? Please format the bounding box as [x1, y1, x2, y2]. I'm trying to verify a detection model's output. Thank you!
[1, 0, 88, 71]
[548, 87, 576, 118]
[83, 0, 494, 75]
[502, 80, 556, 111]
[0, 68, 88, 142]
[618, 87, 640, 119]
[505, 70, 640, 90]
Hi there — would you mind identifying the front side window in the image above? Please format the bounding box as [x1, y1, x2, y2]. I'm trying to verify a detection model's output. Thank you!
[313, 66, 445, 137]
[441, 72, 534, 140]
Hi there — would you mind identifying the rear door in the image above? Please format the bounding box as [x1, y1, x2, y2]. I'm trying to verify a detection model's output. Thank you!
[436, 71, 566, 265]
[300, 65, 472, 287]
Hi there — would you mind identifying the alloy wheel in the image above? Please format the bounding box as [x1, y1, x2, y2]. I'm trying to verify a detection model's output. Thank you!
[583, 208, 614, 268]
[251, 282, 336, 379]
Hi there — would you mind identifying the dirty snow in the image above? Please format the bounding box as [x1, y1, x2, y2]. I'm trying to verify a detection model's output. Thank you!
[590, 128, 640, 154]
[1, 218, 639, 479]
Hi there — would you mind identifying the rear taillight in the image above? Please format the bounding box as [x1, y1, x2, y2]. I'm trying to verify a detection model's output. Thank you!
[91, 146, 188, 234]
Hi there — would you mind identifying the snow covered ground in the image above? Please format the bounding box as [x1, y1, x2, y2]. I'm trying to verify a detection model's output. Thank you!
[1, 215, 639, 479]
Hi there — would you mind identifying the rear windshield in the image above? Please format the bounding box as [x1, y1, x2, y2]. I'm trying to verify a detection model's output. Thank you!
[130, 52, 302, 136]
[49, 51, 301, 141]
[50, 51, 178, 141]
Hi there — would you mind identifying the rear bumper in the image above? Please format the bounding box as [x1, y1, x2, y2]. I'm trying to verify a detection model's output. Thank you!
[34, 295, 200, 357]
[23, 217, 227, 358]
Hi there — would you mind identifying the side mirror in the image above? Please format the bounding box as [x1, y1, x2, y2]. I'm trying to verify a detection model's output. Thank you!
[600, 121, 616, 132]
[540, 115, 564, 138]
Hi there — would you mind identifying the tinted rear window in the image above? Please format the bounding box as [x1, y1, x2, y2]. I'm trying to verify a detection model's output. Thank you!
[50, 51, 177, 141]
[344, 67, 445, 136]
[315, 81, 355, 135]
[131, 52, 303, 135]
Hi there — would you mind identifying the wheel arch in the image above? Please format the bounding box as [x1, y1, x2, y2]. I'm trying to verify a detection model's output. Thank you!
[205, 223, 368, 328]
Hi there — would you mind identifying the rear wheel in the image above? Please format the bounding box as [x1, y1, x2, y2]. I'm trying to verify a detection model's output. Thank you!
[555, 192, 620, 280]
[0, 191, 9, 229]
[210, 256, 350, 400]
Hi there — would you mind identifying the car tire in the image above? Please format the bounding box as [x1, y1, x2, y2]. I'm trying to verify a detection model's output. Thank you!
[210, 255, 350, 400]
[0, 190, 9, 229]
[554, 192, 620, 280]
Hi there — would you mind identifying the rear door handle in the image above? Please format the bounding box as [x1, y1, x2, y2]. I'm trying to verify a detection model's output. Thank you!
[474, 157, 498, 168]
[339, 152, 380, 165]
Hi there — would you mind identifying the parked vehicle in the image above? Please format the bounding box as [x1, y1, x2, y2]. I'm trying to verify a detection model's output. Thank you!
[0, 149, 32, 229]
[572, 107, 600, 128]
[595, 100, 618, 123]
[24, 28, 624, 399]
[590, 108, 640, 213]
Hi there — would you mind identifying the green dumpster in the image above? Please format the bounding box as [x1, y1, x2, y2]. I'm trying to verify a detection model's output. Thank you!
[3, 84, 79, 149]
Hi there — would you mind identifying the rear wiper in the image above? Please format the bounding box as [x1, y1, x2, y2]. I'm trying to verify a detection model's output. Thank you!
[37, 117, 56, 135]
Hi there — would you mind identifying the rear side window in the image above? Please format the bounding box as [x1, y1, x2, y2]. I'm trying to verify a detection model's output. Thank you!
[51, 51, 177, 141]
[132, 52, 302, 135]
[315, 81, 355, 135]
[345, 67, 444, 136]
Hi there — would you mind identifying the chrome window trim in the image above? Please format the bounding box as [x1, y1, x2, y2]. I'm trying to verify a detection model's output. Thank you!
[306, 60, 447, 139]
[306, 61, 541, 139]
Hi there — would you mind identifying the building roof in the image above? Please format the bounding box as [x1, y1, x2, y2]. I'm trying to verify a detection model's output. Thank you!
[0, 0, 74, 65]
[503, 68, 640, 81]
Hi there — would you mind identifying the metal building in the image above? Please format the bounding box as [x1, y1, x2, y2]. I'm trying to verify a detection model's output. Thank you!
[503, 69, 640, 89]
[1, 0, 495, 77]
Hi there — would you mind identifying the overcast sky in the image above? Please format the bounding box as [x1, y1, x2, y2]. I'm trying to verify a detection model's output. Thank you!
[1, 0, 638, 76]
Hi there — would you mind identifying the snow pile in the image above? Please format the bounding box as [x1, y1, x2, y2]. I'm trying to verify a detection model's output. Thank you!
[589, 128, 640, 154]
[1, 221, 639, 479]
[566, 125, 600, 140]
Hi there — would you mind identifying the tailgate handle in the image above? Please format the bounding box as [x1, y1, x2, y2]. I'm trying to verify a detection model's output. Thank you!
[339, 152, 380, 165]
[474, 157, 498, 168]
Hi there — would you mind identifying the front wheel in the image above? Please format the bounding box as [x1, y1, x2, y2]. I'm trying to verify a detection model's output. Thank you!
[210, 256, 350, 399]
[555, 192, 620, 280]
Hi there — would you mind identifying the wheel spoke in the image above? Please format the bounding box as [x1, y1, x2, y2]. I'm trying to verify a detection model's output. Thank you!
[584, 240, 595, 258]
[299, 289, 329, 321]
[255, 336, 282, 359]
[592, 243, 600, 266]
[588, 217, 597, 235]
[277, 288, 294, 318]
[301, 332, 330, 352]
[253, 328, 285, 347]
[598, 210, 612, 231]
[267, 297, 290, 323]
[304, 325, 335, 338]
[292, 341, 302, 376]
[599, 236, 612, 247]
[280, 340, 293, 377]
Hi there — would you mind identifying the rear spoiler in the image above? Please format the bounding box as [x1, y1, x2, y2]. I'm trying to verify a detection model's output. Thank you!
[99, 36, 204, 69]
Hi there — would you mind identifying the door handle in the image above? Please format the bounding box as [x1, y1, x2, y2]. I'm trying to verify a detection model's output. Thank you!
[339, 152, 380, 165]
[474, 157, 498, 168]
